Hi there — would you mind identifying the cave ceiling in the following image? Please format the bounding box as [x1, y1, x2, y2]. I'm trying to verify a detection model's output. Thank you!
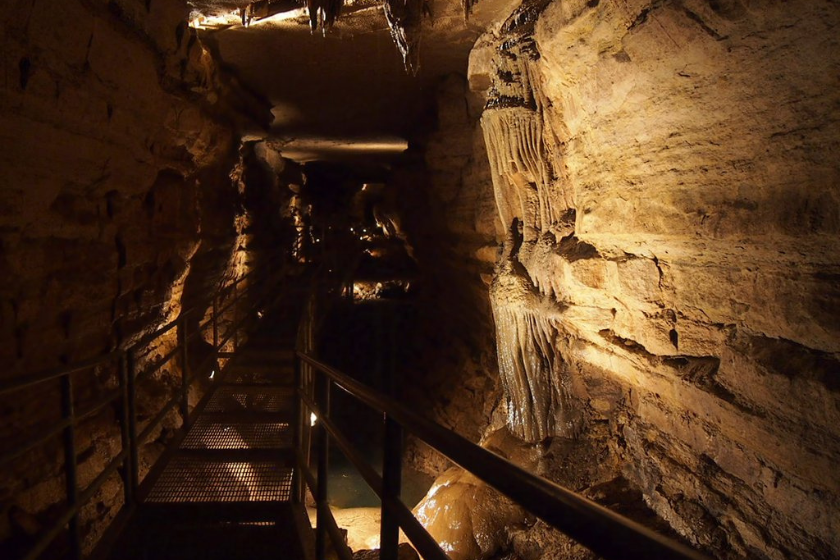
[189, 0, 517, 160]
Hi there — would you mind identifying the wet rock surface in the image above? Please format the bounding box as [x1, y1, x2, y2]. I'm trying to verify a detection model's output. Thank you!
[2, 0, 839, 559]
[430, 0, 840, 558]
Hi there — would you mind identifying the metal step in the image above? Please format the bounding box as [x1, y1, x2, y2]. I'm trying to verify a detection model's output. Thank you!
[204, 386, 295, 414]
[180, 418, 292, 451]
[114, 506, 306, 560]
[145, 456, 293, 504]
[222, 369, 293, 385]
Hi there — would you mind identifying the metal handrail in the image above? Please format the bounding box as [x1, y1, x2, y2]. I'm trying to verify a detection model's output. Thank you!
[0, 349, 123, 395]
[0, 260, 281, 560]
[296, 352, 710, 560]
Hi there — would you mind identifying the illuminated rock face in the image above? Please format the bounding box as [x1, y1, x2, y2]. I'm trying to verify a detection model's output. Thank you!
[0, 0, 270, 550]
[454, 0, 840, 557]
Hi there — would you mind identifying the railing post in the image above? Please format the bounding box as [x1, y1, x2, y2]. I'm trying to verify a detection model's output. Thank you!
[233, 281, 239, 351]
[212, 294, 219, 352]
[179, 314, 190, 423]
[381, 307, 402, 560]
[60, 374, 81, 560]
[126, 350, 139, 495]
[315, 374, 331, 560]
[380, 413, 403, 560]
[118, 353, 135, 508]
[380, 304, 402, 560]
[292, 354, 304, 504]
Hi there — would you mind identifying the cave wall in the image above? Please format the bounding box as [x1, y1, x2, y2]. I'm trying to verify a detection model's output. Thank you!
[453, 0, 840, 558]
[0, 0, 268, 551]
[394, 74, 504, 475]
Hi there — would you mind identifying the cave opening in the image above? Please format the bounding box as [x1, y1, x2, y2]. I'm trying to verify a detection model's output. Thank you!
[2, 1, 839, 560]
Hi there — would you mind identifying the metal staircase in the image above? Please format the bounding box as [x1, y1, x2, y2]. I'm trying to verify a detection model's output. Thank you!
[1, 256, 711, 560]
[106, 290, 310, 560]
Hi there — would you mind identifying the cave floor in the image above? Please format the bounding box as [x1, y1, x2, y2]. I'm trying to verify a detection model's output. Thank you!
[102, 284, 312, 560]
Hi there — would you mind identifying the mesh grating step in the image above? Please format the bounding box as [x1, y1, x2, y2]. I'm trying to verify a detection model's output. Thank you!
[181, 419, 292, 450]
[223, 369, 289, 385]
[146, 457, 293, 503]
[204, 387, 294, 413]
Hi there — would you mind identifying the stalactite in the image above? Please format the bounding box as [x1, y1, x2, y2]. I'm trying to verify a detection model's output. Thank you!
[383, 0, 432, 75]
[298, 0, 431, 74]
[306, 0, 345, 34]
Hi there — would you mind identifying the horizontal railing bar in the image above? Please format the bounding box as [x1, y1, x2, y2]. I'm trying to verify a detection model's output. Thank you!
[0, 419, 72, 467]
[301, 395, 384, 496]
[134, 345, 180, 385]
[1, 266, 277, 398]
[130, 314, 188, 351]
[0, 350, 122, 395]
[319, 502, 355, 560]
[217, 296, 239, 316]
[75, 389, 123, 423]
[198, 315, 214, 331]
[130, 266, 262, 350]
[79, 447, 128, 506]
[217, 328, 235, 351]
[384, 496, 449, 560]
[298, 353, 708, 560]
[296, 451, 318, 495]
[133, 268, 261, 350]
[303, 394, 449, 560]
[20, 448, 130, 560]
[22, 502, 77, 560]
[137, 394, 180, 444]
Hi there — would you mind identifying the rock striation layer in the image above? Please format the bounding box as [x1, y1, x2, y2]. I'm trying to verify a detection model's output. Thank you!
[0, 0, 274, 552]
[447, 0, 840, 558]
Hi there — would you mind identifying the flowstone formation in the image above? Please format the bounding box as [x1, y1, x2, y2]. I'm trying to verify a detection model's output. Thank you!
[481, 0, 582, 444]
[460, 0, 840, 558]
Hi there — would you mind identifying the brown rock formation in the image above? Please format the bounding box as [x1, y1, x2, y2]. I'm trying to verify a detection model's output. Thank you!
[2, 0, 838, 559]
[0, 0, 278, 552]
[443, 0, 840, 557]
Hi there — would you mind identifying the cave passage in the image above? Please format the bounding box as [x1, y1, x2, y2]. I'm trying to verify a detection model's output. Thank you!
[2, 1, 839, 560]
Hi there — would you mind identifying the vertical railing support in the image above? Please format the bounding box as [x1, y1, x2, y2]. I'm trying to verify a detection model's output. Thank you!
[60, 374, 81, 560]
[126, 350, 139, 495]
[380, 414, 403, 560]
[233, 282, 239, 351]
[315, 375, 331, 560]
[292, 354, 304, 505]
[179, 314, 190, 423]
[118, 353, 135, 508]
[380, 305, 402, 560]
[212, 294, 219, 353]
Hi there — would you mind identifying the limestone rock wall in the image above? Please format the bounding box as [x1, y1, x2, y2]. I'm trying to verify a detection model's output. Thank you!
[465, 0, 840, 558]
[0, 0, 269, 552]
[403, 74, 503, 476]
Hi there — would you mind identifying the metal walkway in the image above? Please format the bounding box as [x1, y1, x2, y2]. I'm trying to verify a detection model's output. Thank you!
[105, 296, 310, 560]
[2, 256, 710, 560]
